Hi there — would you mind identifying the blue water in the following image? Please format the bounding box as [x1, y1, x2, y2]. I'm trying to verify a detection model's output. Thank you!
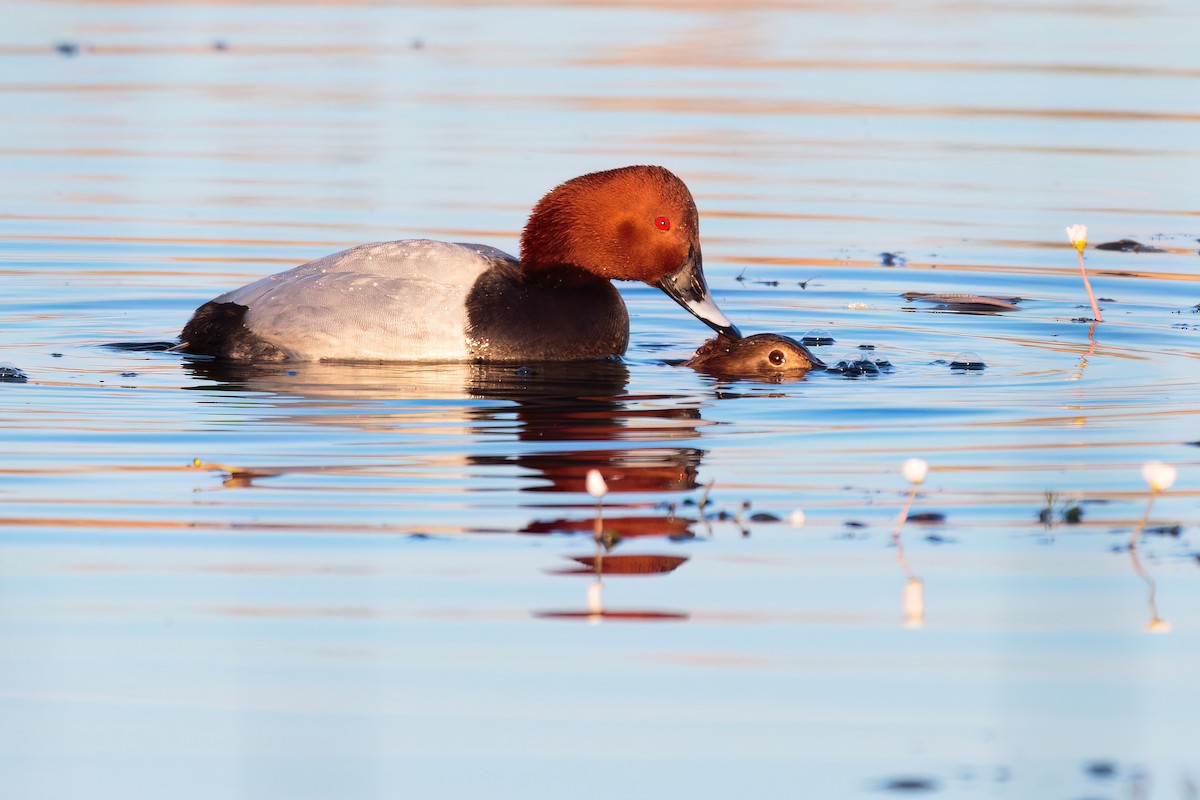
[2, 1, 1199, 798]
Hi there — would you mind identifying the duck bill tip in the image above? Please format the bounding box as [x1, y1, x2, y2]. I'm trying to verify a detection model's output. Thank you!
[656, 253, 742, 340]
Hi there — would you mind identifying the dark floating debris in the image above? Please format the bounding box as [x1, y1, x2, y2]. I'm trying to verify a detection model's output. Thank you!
[0, 364, 29, 383]
[1084, 760, 1118, 779]
[878, 776, 940, 793]
[801, 328, 835, 346]
[1145, 524, 1182, 537]
[880, 252, 907, 267]
[1039, 494, 1083, 525]
[119, 372, 138, 378]
[51, 353, 63, 358]
[826, 357, 880, 377]
[903, 292, 1021, 312]
[907, 512, 945, 524]
[212, 40, 229, 51]
[1094, 239, 1166, 253]
[949, 351, 986, 370]
[748, 512, 781, 522]
[54, 41, 80, 57]
[102, 340, 177, 352]
[825, 350, 893, 377]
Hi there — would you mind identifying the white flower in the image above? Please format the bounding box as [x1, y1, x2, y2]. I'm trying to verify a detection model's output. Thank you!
[901, 458, 928, 486]
[585, 468, 608, 498]
[1141, 461, 1177, 493]
[1065, 224, 1088, 253]
[788, 509, 806, 528]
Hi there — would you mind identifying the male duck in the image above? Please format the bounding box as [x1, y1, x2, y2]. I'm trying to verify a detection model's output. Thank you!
[179, 165, 741, 361]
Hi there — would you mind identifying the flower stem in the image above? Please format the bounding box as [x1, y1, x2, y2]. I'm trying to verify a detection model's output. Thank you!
[1129, 490, 1158, 549]
[1076, 248, 1103, 322]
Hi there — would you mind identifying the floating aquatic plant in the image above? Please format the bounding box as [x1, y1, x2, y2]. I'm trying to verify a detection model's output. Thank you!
[1038, 490, 1082, 527]
[1065, 224, 1103, 322]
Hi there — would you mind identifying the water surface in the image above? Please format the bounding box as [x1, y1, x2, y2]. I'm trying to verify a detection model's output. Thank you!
[2, 1, 1199, 798]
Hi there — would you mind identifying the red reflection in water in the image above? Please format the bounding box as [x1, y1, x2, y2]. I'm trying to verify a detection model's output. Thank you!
[553, 554, 689, 575]
[522, 515, 693, 539]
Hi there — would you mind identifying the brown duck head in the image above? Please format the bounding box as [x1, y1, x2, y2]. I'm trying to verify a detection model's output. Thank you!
[684, 333, 825, 380]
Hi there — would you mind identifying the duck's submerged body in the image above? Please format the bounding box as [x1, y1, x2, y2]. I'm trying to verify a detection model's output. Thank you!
[179, 165, 739, 363]
[181, 240, 627, 362]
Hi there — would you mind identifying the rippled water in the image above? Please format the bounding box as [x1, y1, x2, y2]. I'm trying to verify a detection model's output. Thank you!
[2, 1, 1199, 798]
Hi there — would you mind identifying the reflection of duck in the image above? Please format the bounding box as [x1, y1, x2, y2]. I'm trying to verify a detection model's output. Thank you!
[184, 356, 632, 403]
[523, 515, 694, 539]
[183, 354, 705, 621]
[185, 356, 709, 507]
[550, 554, 690, 575]
[493, 448, 703, 495]
[179, 166, 739, 362]
[535, 546, 690, 621]
[534, 578, 688, 622]
[684, 333, 824, 380]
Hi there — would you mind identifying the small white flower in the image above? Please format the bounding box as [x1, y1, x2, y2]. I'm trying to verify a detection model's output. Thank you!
[901, 458, 929, 486]
[585, 469, 608, 498]
[1065, 224, 1088, 253]
[1141, 461, 1177, 493]
[788, 509, 806, 528]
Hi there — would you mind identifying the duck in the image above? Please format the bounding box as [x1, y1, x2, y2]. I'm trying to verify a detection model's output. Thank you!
[684, 332, 824, 378]
[179, 165, 741, 362]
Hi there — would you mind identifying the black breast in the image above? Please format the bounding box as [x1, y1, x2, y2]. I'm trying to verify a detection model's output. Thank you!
[179, 301, 286, 361]
[465, 262, 629, 361]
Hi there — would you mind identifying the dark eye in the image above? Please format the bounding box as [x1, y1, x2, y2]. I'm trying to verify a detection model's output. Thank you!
[768, 350, 786, 365]
[654, 216, 670, 231]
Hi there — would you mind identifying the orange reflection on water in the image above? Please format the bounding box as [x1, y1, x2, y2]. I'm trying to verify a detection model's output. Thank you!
[556, 554, 689, 575]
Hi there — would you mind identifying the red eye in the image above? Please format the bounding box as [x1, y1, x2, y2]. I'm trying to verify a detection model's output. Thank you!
[655, 216, 670, 231]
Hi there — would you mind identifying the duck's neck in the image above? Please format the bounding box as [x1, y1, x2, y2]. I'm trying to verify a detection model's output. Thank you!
[520, 262, 610, 289]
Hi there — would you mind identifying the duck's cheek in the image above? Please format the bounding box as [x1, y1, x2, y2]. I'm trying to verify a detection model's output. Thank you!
[617, 236, 684, 283]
